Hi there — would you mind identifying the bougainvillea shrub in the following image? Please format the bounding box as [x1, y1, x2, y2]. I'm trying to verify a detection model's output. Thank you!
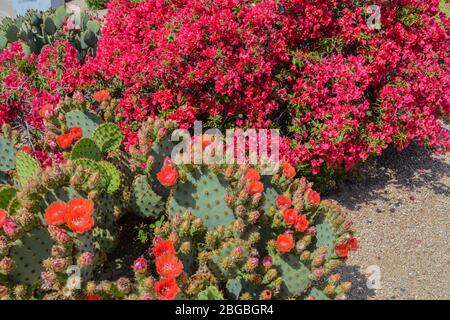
[92, 0, 450, 174]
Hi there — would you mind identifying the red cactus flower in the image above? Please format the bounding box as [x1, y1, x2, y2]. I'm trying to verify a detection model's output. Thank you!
[282, 208, 298, 225]
[348, 238, 358, 251]
[93, 90, 110, 103]
[334, 244, 350, 258]
[56, 134, 73, 150]
[294, 214, 309, 232]
[157, 164, 178, 187]
[44, 202, 69, 226]
[282, 162, 296, 179]
[84, 295, 102, 300]
[306, 189, 321, 206]
[20, 146, 33, 154]
[245, 168, 260, 182]
[68, 198, 95, 216]
[276, 195, 292, 208]
[0, 209, 8, 228]
[65, 209, 95, 234]
[69, 127, 83, 141]
[276, 234, 294, 253]
[201, 134, 216, 149]
[260, 289, 272, 300]
[155, 254, 183, 279]
[152, 240, 176, 257]
[247, 181, 264, 195]
[154, 278, 180, 300]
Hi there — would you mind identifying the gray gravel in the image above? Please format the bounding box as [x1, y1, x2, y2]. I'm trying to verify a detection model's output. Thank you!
[328, 127, 450, 300]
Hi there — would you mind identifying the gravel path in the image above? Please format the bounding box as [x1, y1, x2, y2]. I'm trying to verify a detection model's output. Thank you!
[328, 128, 450, 300]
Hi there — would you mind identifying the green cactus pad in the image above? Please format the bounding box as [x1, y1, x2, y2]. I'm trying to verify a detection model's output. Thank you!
[167, 168, 235, 231]
[226, 277, 259, 300]
[77, 230, 96, 280]
[130, 175, 164, 219]
[98, 161, 121, 194]
[0, 186, 17, 209]
[8, 228, 54, 285]
[308, 287, 330, 300]
[272, 254, 311, 298]
[66, 110, 102, 138]
[7, 196, 20, 215]
[315, 215, 335, 256]
[109, 151, 134, 188]
[92, 123, 123, 153]
[261, 176, 281, 215]
[0, 136, 16, 172]
[74, 158, 109, 193]
[179, 249, 196, 275]
[93, 227, 116, 253]
[71, 138, 102, 161]
[15, 151, 40, 186]
[150, 137, 175, 198]
[197, 286, 224, 300]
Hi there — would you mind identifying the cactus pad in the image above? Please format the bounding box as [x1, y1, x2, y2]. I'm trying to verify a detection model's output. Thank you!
[0, 186, 17, 209]
[150, 137, 175, 198]
[71, 138, 102, 161]
[74, 158, 109, 193]
[8, 228, 54, 285]
[130, 175, 164, 219]
[272, 254, 311, 298]
[15, 151, 40, 186]
[167, 168, 235, 231]
[197, 286, 224, 300]
[0, 136, 16, 172]
[315, 215, 335, 256]
[308, 287, 330, 300]
[98, 161, 121, 194]
[208, 240, 249, 279]
[66, 110, 102, 138]
[225, 277, 259, 300]
[92, 123, 123, 153]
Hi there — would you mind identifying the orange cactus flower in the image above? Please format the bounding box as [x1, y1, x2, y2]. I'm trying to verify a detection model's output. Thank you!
[93, 90, 110, 103]
[44, 202, 69, 226]
[154, 278, 180, 300]
[276, 233, 294, 253]
[294, 214, 309, 232]
[282, 162, 296, 179]
[152, 240, 176, 257]
[306, 189, 320, 206]
[0, 209, 9, 228]
[157, 164, 178, 187]
[245, 168, 260, 182]
[247, 181, 264, 195]
[67, 198, 95, 216]
[65, 209, 95, 234]
[276, 195, 292, 208]
[155, 254, 183, 279]
[334, 244, 350, 258]
[69, 127, 83, 141]
[56, 134, 73, 150]
[282, 208, 298, 225]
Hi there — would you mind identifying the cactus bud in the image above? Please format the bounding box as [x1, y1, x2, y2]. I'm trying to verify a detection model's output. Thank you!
[88, 190, 99, 201]
[143, 277, 154, 290]
[300, 250, 311, 261]
[133, 256, 148, 274]
[232, 247, 244, 260]
[0, 285, 8, 298]
[116, 277, 131, 294]
[86, 281, 97, 295]
[328, 273, 341, 285]
[13, 285, 27, 299]
[70, 174, 82, 186]
[100, 281, 113, 294]
[51, 245, 66, 257]
[248, 210, 260, 223]
[324, 284, 336, 296]
[260, 289, 272, 300]
[312, 254, 325, 267]
[234, 205, 245, 217]
[78, 252, 95, 268]
[262, 256, 272, 269]
[0, 257, 15, 273]
[180, 241, 191, 254]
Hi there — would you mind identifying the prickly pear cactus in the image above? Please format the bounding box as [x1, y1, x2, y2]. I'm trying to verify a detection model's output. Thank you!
[15, 151, 40, 186]
[65, 110, 102, 138]
[130, 175, 164, 219]
[0, 136, 16, 172]
[167, 167, 235, 231]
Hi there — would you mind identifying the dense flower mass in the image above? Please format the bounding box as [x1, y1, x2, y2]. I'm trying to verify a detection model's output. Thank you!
[89, 0, 449, 174]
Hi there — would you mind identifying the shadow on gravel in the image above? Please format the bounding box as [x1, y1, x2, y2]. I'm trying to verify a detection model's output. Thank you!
[325, 143, 450, 210]
[338, 265, 376, 300]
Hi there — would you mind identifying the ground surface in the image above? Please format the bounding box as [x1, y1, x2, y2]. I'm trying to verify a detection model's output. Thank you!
[66, 0, 449, 300]
[329, 136, 450, 300]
